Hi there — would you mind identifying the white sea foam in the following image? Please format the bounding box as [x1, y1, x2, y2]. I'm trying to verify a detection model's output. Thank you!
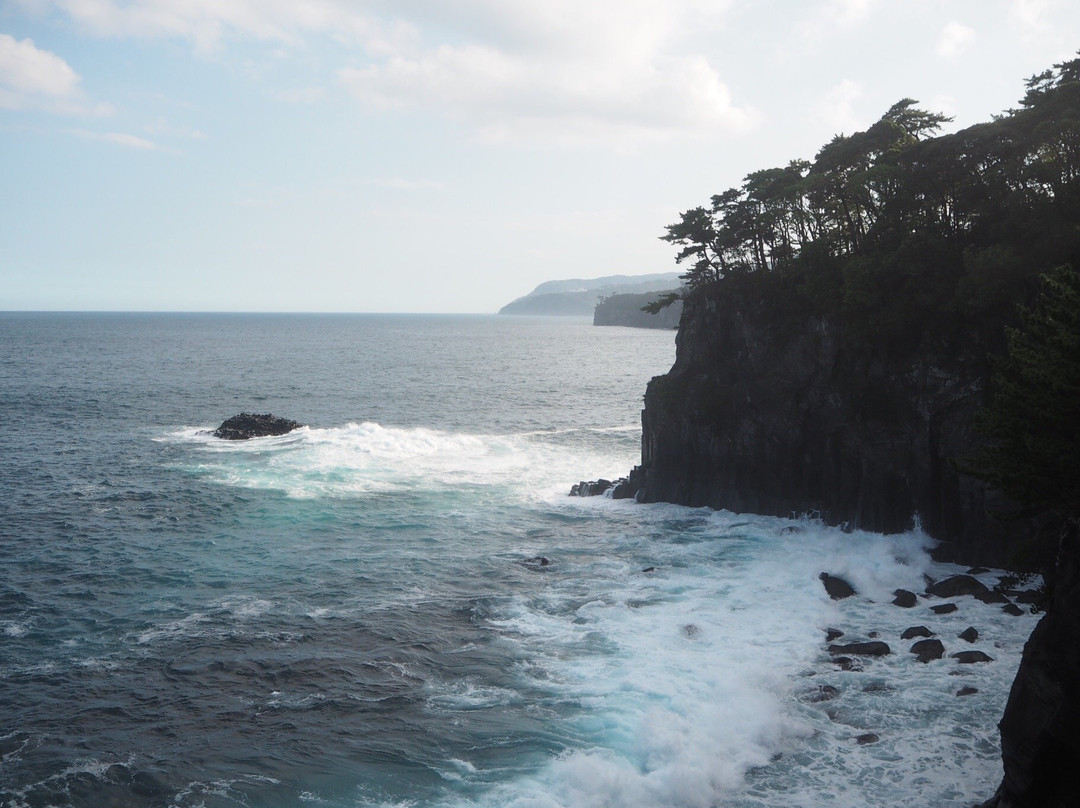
[167, 421, 636, 500]
[430, 510, 1037, 808]
[2, 620, 28, 637]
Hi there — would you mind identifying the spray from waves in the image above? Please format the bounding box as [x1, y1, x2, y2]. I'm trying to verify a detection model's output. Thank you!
[162, 421, 637, 499]
[361, 505, 1035, 808]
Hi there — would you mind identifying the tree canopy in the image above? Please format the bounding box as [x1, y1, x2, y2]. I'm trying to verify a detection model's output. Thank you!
[661, 55, 1080, 351]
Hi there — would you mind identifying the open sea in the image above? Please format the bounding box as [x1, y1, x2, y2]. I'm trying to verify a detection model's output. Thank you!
[0, 313, 1036, 808]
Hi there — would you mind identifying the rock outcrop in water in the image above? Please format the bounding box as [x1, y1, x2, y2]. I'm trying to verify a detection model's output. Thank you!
[213, 413, 301, 440]
[630, 285, 1032, 569]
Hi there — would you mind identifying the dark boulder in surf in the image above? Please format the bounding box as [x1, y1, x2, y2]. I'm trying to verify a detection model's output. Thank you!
[926, 575, 991, 599]
[213, 413, 302, 440]
[820, 573, 856, 600]
[570, 479, 614, 496]
[902, 626, 934, 640]
[911, 638, 945, 663]
[892, 589, 918, 607]
[953, 650, 994, 664]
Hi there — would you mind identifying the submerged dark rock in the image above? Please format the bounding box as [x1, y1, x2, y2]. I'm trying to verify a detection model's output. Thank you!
[959, 627, 980, 643]
[856, 733, 880, 745]
[803, 685, 841, 703]
[828, 641, 890, 657]
[820, 573, 856, 600]
[957, 685, 979, 697]
[825, 628, 845, 642]
[931, 603, 959, 615]
[213, 413, 301, 440]
[1002, 603, 1026, 616]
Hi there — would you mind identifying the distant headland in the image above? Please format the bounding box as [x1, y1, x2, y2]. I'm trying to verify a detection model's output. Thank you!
[497, 273, 681, 318]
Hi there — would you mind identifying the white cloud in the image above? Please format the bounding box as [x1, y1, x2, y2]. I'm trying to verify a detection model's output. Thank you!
[30, 0, 406, 53]
[26, 0, 753, 147]
[937, 21, 976, 58]
[0, 32, 107, 114]
[817, 79, 865, 134]
[338, 1, 752, 147]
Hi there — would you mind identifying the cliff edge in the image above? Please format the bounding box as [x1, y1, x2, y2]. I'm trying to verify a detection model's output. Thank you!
[634, 283, 1029, 569]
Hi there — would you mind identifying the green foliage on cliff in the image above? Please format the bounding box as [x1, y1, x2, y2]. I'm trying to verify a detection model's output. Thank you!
[961, 265, 1080, 519]
[662, 55, 1080, 354]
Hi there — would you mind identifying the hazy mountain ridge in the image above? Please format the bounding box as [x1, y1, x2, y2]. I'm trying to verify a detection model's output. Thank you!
[498, 273, 682, 316]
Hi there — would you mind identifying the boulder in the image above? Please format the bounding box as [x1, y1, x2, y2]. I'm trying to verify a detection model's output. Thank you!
[828, 641, 891, 657]
[953, 650, 994, 664]
[1002, 603, 1026, 616]
[213, 413, 301, 440]
[825, 628, 844, 642]
[1013, 588, 1045, 605]
[959, 627, 979, 643]
[569, 479, 613, 497]
[892, 589, 918, 607]
[820, 573, 856, 600]
[931, 603, 959, 615]
[856, 733, 880, 745]
[957, 686, 979, 697]
[911, 638, 946, 663]
[926, 575, 991, 599]
[901, 626, 935, 640]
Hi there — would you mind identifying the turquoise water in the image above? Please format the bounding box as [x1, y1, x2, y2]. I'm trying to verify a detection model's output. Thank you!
[0, 313, 1034, 807]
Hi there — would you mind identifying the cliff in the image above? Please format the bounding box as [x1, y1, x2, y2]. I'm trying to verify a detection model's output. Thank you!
[634, 283, 1031, 569]
[593, 291, 682, 329]
[984, 518, 1080, 808]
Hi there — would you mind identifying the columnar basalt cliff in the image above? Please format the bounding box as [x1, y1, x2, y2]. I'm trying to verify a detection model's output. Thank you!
[633, 286, 1028, 568]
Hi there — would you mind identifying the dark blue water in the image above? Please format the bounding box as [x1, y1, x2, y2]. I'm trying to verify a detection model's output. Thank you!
[0, 313, 1035, 808]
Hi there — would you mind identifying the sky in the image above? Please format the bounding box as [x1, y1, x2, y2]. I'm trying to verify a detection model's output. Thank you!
[2, 1, 1079, 313]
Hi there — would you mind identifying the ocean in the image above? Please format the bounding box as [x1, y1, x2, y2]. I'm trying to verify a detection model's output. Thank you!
[0, 312, 1035, 807]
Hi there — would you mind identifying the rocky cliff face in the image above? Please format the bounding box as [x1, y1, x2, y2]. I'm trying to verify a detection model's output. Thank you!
[631, 285, 1078, 802]
[984, 518, 1080, 808]
[635, 286, 1031, 568]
